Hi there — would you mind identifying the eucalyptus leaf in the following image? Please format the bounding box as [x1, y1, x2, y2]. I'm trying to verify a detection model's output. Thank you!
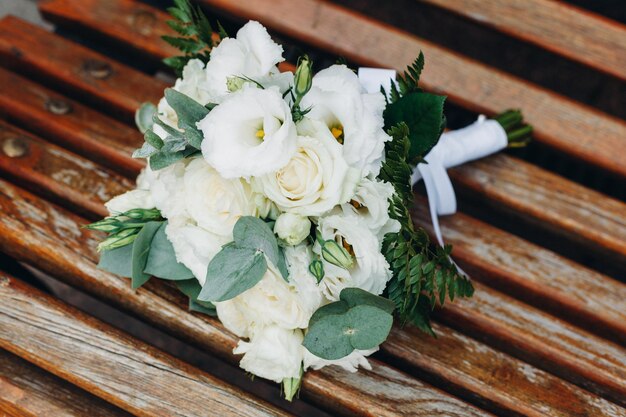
[233, 216, 280, 267]
[98, 244, 133, 278]
[165, 88, 210, 132]
[189, 299, 217, 316]
[130, 221, 162, 289]
[340, 287, 395, 314]
[175, 278, 203, 300]
[149, 150, 185, 170]
[198, 245, 267, 302]
[144, 223, 194, 280]
[135, 102, 157, 133]
[132, 142, 158, 159]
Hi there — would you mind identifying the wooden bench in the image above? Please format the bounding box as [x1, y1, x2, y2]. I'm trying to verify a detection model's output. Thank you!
[1, 0, 624, 415]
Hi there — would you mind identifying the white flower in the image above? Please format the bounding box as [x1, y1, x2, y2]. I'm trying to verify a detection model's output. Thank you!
[274, 213, 311, 246]
[149, 160, 189, 220]
[199, 86, 297, 178]
[315, 212, 392, 299]
[215, 262, 312, 332]
[304, 347, 377, 373]
[284, 245, 324, 317]
[341, 178, 400, 241]
[234, 326, 303, 383]
[256, 119, 358, 217]
[301, 65, 391, 176]
[104, 189, 154, 215]
[165, 222, 228, 286]
[204, 21, 284, 101]
[183, 158, 259, 238]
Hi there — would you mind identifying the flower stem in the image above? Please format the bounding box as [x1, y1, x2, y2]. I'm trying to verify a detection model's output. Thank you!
[494, 109, 533, 148]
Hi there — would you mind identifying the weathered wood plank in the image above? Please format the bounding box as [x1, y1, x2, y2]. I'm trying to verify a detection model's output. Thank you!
[383, 323, 626, 417]
[0, 180, 491, 417]
[411, 194, 626, 346]
[0, 16, 166, 120]
[0, 121, 132, 219]
[0, 349, 132, 417]
[418, 0, 626, 81]
[0, 272, 292, 417]
[200, 0, 626, 178]
[0, 67, 143, 177]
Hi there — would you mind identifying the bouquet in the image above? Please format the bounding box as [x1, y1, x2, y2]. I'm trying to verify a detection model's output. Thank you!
[88, 0, 531, 400]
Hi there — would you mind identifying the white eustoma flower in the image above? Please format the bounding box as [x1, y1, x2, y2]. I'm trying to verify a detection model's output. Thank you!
[301, 65, 391, 176]
[315, 212, 392, 299]
[304, 347, 377, 373]
[204, 21, 285, 101]
[149, 160, 190, 220]
[183, 158, 259, 238]
[234, 326, 304, 383]
[274, 213, 311, 246]
[341, 178, 400, 241]
[256, 118, 358, 217]
[104, 189, 154, 215]
[199, 86, 297, 178]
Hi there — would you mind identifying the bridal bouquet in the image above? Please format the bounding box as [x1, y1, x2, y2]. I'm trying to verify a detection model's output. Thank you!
[88, 0, 531, 400]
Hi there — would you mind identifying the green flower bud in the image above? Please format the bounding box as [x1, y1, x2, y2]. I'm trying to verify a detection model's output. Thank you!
[226, 76, 245, 92]
[294, 55, 313, 99]
[85, 218, 121, 233]
[321, 240, 354, 270]
[97, 227, 139, 251]
[123, 208, 161, 221]
[282, 368, 302, 402]
[308, 260, 325, 283]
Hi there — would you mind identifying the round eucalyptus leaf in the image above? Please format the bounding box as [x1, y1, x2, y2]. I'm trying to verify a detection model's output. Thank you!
[346, 305, 394, 350]
[303, 314, 354, 360]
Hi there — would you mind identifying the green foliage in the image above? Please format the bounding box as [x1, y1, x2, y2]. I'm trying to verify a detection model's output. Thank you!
[130, 221, 163, 289]
[176, 279, 217, 316]
[135, 102, 157, 133]
[144, 223, 195, 280]
[389, 52, 424, 101]
[98, 244, 133, 278]
[303, 288, 395, 360]
[163, 0, 225, 75]
[378, 123, 473, 335]
[86, 208, 163, 251]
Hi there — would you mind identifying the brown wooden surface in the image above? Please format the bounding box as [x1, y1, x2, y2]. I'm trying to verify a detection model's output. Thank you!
[0, 16, 166, 120]
[418, 0, 626, 81]
[0, 271, 292, 417]
[200, 0, 626, 178]
[0, 121, 132, 219]
[0, 67, 144, 177]
[0, 178, 492, 417]
[0, 349, 131, 417]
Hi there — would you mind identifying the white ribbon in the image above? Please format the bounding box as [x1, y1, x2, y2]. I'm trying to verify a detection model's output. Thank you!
[358, 68, 508, 272]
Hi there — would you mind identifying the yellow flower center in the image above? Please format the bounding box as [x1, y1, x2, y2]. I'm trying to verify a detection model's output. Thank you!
[255, 129, 265, 140]
[331, 125, 344, 144]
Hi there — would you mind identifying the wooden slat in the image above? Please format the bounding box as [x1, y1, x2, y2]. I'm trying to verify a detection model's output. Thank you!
[0, 16, 166, 120]
[4, 17, 624, 263]
[383, 324, 626, 417]
[0, 68, 144, 177]
[411, 195, 626, 345]
[0, 272, 291, 417]
[0, 180, 491, 417]
[0, 121, 132, 219]
[0, 349, 131, 417]
[200, 0, 626, 178]
[418, 0, 626, 81]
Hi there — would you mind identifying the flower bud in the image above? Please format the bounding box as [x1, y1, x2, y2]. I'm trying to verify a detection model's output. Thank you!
[274, 213, 311, 246]
[97, 227, 139, 251]
[226, 76, 245, 92]
[294, 55, 313, 99]
[85, 218, 120, 233]
[308, 260, 325, 283]
[282, 375, 302, 402]
[321, 240, 354, 269]
[123, 208, 161, 220]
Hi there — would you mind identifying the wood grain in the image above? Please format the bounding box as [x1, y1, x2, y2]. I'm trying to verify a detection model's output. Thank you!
[200, 0, 626, 178]
[0, 273, 292, 417]
[383, 323, 626, 417]
[0, 67, 144, 177]
[0, 16, 166, 120]
[418, 0, 626, 81]
[0, 121, 132, 219]
[0, 179, 491, 417]
[411, 195, 626, 346]
[0, 349, 131, 417]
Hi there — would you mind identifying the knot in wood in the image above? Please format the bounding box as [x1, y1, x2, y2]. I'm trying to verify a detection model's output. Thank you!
[2, 137, 28, 158]
[82, 59, 113, 80]
[45, 98, 73, 115]
[130, 9, 156, 35]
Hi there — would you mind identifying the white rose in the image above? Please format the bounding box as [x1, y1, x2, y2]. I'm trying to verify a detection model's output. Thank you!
[149, 160, 189, 220]
[284, 245, 324, 318]
[341, 178, 400, 241]
[256, 119, 359, 217]
[274, 213, 311, 246]
[233, 326, 303, 383]
[304, 347, 377, 373]
[301, 65, 391, 176]
[215, 262, 312, 332]
[183, 158, 259, 237]
[204, 21, 284, 101]
[104, 189, 154, 215]
[199, 86, 297, 178]
[315, 212, 392, 299]
[165, 222, 229, 285]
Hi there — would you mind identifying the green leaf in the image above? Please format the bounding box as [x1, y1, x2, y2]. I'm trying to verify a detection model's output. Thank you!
[384, 92, 446, 161]
[144, 129, 164, 149]
[130, 221, 162, 289]
[198, 245, 268, 302]
[233, 216, 280, 268]
[135, 102, 157, 133]
[144, 222, 194, 280]
[165, 88, 210, 131]
[149, 150, 185, 170]
[340, 287, 395, 315]
[162, 36, 204, 53]
[189, 299, 217, 315]
[176, 278, 202, 299]
[98, 244, 133, 278]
